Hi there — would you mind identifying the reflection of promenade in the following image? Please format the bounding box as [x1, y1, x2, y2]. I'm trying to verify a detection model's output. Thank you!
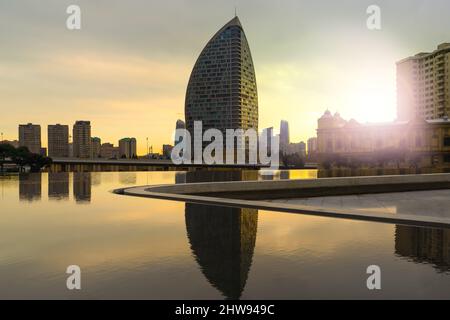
[395, 225, 450, 272]
[48, 172, 69, 200]
[73, 172, 91, 203]
[19, 174, 41, 202]
[183, 170, 259, 299]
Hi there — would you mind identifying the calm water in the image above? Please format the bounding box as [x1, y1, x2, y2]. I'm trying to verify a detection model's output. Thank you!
[1, 170, 450, 299]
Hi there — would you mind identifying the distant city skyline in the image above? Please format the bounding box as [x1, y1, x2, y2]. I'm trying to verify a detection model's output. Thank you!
[2, 0, 450, 154]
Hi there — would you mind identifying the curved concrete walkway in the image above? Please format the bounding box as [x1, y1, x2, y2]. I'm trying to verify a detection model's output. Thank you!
[115, 173, 450, 228]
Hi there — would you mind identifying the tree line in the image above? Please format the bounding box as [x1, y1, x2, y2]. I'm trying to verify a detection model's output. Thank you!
[0, 143, 52, 172]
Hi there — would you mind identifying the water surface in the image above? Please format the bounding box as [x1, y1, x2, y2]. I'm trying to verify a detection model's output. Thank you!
[1, 171, 449, 299]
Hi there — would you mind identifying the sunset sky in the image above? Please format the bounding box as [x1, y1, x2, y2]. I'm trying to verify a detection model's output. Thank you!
[1, 0, 450, 154]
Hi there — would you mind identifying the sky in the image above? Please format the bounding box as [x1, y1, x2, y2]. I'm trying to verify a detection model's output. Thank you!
[1, 0, 450, 154]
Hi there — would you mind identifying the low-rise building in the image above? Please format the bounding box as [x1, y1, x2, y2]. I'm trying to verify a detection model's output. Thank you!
[100, 143, 120, 159]
[162, 144, 173, 159]
[285, 142, 306, 157]
[316, 110, 450, 171]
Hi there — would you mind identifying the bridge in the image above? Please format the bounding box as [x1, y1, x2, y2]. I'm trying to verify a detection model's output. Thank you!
[48, 158, 272, 172]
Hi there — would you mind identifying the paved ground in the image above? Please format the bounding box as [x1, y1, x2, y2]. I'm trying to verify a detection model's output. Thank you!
[121, 184, 450, 226]
[268, 189, 450, 218]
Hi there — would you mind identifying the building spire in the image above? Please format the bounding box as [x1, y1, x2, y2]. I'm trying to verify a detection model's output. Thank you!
[235, 6, 237, 17]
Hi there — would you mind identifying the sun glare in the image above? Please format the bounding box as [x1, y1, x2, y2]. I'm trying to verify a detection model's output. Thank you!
[345, 84, 397, 123]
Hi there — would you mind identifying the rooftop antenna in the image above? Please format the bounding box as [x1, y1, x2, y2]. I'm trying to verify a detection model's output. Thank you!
[235, 6, 237, 17]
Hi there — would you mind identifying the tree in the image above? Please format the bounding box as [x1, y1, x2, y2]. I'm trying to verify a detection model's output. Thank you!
[3, 145, 53, 172]
[281, 153, 305, 168]
[28, 153, 52, 172]
[0, 143, 16, 172]
[11, 146, 32, 170]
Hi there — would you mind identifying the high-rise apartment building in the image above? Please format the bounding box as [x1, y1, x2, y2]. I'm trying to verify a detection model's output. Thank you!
[18, 123, 41, 154]
[174, 119, 186, 146]
[397, 43, 450, 120]
[279, 120, 290, 153]
[48, 124, 69, 157]
[73, 121, 91, 158]
[261, 127, 274, 155]
[91, 137, 101, 158]
[185, 16, 258, 153]
[307, 137, 318, 155]
[118, 138, 137, 159]
[68, 143, 73, 158]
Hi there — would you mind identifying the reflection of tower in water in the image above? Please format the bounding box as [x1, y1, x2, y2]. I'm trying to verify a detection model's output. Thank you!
[19, 173, 41, 202]
[174, 172, 186, 184]
[118, 172, 137, 185]
[91, 172, 102, 186]
[181, 169, 259, 184]
[395, 225, 450, 272]
[183, 170, 259, 299]
[48, 172, 69, 200]
[185, 203, 258, 299]
[73, 172, 91, 203]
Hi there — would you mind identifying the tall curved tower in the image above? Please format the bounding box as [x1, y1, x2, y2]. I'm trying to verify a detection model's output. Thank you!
[185, 16, 258, 138]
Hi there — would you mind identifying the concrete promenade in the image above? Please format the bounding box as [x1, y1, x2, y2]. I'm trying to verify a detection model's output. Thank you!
[116, 173, 450, 227]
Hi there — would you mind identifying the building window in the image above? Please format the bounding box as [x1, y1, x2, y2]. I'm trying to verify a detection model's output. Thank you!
[376, 140, 382, 148]
[415, 136, 422, 147]
[444, 136, 450, 147]
[444, 154, 450, 163]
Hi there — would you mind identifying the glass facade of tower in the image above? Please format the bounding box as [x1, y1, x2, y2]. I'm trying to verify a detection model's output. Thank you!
[185, 17, 258, 136]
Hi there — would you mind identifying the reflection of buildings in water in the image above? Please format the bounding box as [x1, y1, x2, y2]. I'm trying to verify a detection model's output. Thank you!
[175, 172, 187, 184]
[279, 170, 290, 180]
[183, 170, 260, 299]
[19, 173, 41, 202]
[73, 172, 91, 203]
[184, 170, 258, 184]
[91, 172, 102, 186]
[395, 225, 450, 272]
[260, 170, 290, 181]
[260, 174, 274, 181]
[48, 172, 69, 200]
[185, 203, 258, 299]
[118, 172, 137, 185]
